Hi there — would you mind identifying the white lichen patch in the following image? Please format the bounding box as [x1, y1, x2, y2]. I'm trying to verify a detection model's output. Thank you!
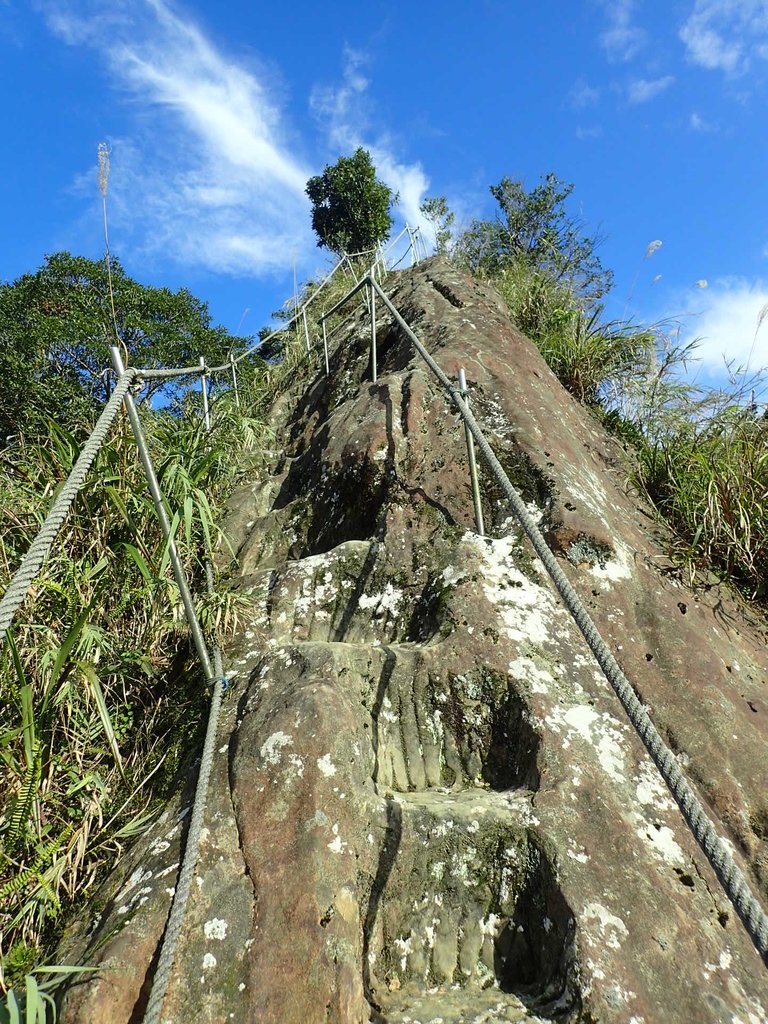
[634, 818, 685, 866]
[479, 913, 502, 939]
[317, 753, 337, 777]
[204, 918, 228, 941]
[635, 758, 676, 811]
[508, 655, 554, 694]
[704, 949, 733, 979]
[358, 582, 403, 617]
[583, 902, 629, 950]
[442, 564, 468, 587]
[380, 695, 399, 725]
[202, 952, 217, 971]
[566, 839, 589, 864]
[589, 539, 633, 590]
[327, 822, 348, 854]
[393, 935, 412, 972]
[562, 464, 612, 530]
[260, 731, 293, 766]
[548, 704, 627, 783]
[467, 534, 566, 647]
[116, 867, 153, 902]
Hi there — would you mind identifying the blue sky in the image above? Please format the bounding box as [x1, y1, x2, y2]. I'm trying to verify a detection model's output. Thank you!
[2, 0, 768, 384]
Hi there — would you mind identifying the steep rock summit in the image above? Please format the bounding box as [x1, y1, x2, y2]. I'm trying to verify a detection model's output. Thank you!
[60, 257, 768, 1023]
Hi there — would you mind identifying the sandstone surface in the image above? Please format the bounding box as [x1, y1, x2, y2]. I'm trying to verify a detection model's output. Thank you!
[59, 257, 768, 1023]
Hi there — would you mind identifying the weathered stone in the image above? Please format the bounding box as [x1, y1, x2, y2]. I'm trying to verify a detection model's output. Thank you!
[59, 257, 768, 1023]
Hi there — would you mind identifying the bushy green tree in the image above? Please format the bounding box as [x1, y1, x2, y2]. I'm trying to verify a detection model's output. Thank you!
[454, 172, 612, 303]
[420, 196, 455, 254]
[0, 252, 247, 442]
[305, 148, 396, 256]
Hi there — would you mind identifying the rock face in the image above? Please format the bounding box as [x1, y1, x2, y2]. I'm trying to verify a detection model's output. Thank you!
[59, 257, 768, 1023]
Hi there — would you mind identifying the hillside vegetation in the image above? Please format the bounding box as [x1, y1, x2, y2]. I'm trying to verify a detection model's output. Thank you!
[1, 153, 766, 1014]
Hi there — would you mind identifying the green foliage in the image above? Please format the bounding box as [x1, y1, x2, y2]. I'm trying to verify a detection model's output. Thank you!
[493, 260, 576, 342]
[0, 964, 97, 1022]
[0, 239, 365, 993]
[629, 385, 768, 595]
[0, 252, 249, 443]
[486, 212, 768, 601]
[537, 308, 656, 407]
[0, 390, 269, 981]
[306, 148, 396, 256]
[454, 172, 612, 303]
[420, 196, 454, 254]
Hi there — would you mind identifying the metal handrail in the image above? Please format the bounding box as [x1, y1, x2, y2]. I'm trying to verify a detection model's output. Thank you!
[0, 226, 429, 1024]
[304, 268, 768, 965]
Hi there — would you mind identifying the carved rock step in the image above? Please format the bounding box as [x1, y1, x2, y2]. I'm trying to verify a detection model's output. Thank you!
[367, 788, 577, 1022]
[373, 986, 547, 1023]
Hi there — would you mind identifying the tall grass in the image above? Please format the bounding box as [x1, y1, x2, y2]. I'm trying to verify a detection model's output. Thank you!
[0, 246, 369, 1010]
[0, 389, 268, 995]
[488, 255, 768, 601]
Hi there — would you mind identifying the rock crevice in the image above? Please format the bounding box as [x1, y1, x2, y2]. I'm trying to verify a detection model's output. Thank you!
[59, 257, 768, 1024]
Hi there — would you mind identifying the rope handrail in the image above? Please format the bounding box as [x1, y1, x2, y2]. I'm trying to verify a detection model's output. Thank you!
[324, 270, 768, 964]
[127, 225, 416, 385]
[0, 368, 138, 640]
[3, 230, 766, 1022]
[0, 230, 425, 1022]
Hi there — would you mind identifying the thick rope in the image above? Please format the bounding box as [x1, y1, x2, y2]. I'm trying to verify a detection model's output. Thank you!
[0, 369, 138, 641]
[370, 276, 768, 964]
[141, 560, 225, 1024]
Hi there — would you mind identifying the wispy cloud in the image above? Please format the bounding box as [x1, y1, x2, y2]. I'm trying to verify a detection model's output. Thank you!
[598, 0, 647, 61]
[568, 78, 600, 109]
[309, 45, 373, 148]
[575, 125, 604, 140]
[310, 49, 431, 235]
[679, 0, 768, 75]
[689, 110, 719, 131]
[677, 276, 768, 377]
[627, 75, 675, 103]
[41, 0, 313, 275]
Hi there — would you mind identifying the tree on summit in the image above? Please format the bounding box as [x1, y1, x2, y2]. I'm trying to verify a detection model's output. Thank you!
[0, 252, 245, 442]
[305, 148, 396, 257]
[455, 172, 612, 303]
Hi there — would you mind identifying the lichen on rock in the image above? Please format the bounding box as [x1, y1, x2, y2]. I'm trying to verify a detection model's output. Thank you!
[57, 257, 768, 1024]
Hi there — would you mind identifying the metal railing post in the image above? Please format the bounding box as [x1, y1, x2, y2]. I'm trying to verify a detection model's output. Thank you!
[302, 306, 311, 353]
[230, 352, 240, 409]
[457, 367, 484, 536]
[322, 319, 330, 377]
[199, 357, 211, 431]
[109, 347, 214, 679]
[370, 281, 377, 383]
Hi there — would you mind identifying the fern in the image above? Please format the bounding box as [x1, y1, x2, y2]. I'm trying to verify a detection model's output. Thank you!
[3, 743, 41, 852]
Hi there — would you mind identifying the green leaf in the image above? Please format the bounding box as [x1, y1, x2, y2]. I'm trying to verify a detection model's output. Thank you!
[80, 664, 125, 780]
[3, 989, 21, 1024]
[24, 975, 39, 1024]
[119, 543, 155, 585]
[159, 510, 181, 577]
[47, 604, 94, 697]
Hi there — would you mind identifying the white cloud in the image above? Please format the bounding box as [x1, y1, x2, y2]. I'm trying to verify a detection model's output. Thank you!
[41, 0, 314, 275]
[627, 75, 675, 103]
[689, 110, 719, 130]
[598, 0, 647, 61]
[679, 0, 768, 75]
[677, 277, 768, 377]
[575, 125, 604, 140]
[568, 78, 600, 109]
[309, 45, 372, 148]
[309, 51, 431, 238]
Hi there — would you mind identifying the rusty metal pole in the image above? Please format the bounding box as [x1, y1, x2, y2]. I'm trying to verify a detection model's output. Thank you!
[458, 367, 484, 535]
